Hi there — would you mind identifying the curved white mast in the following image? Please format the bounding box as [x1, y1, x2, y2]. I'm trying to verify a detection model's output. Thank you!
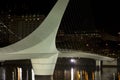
[0, 0, 69, 60]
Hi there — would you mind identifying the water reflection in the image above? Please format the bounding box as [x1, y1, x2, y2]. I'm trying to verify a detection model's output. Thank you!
[55, 68, 93, 80]
[54, 58, 118, 80]
[0, 59, 119, 80]
[94, 70, 101, 80]
[54, 67, 118, 80]
[71, 68, 74, 80]
[17, 67, 22, 80]
[0, 66, 118, 80]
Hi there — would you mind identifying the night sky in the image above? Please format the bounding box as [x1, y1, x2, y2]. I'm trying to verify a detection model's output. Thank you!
[0, 0, 57, 15]
[92, 0, 120, 36]
[0, 0, 120, 36]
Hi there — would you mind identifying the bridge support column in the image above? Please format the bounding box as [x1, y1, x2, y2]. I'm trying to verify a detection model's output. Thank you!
[31, 54, 58, 80]
[96, 60, 101, 71]
[0, 67, 5, 80]
[95, 60, 102, 80]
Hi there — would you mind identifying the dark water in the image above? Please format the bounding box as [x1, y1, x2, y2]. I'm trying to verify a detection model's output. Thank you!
[53, 67, 118, 80]
[0, 66, 119, 80]
[0, 58, 119, 80]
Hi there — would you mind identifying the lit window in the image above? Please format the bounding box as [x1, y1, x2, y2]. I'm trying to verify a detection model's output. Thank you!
[33, 14, 36, 17]
[25, 19, 28, 21]
[37, 18, 40, 20]
[118, 32, 120, 35]
[11, 19, 13, 22]
[86, 44, 89, 47]
[22, 15, 24, 18]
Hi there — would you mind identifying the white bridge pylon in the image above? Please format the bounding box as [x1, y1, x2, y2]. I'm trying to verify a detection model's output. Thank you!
[0, 0, 69, 60]
[0, 0, 69, 75]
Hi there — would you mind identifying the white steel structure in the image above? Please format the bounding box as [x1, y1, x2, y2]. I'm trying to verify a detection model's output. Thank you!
[0, 0, 114, 76]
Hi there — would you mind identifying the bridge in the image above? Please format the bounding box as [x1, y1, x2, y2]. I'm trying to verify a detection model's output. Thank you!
[0, 0, 115, 80]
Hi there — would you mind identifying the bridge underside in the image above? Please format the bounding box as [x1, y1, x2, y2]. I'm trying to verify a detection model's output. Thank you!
[59, 51, 114, 61]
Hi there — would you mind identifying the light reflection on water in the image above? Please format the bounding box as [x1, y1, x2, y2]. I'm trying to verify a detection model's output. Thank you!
[71, 68, 74, 80]
[54, 67, 118, 80]
[0, 66, 119, 80]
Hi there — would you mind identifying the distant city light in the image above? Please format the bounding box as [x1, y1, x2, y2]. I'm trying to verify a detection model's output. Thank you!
[70, 58, 76, 63]
[118, 32, 120, 35]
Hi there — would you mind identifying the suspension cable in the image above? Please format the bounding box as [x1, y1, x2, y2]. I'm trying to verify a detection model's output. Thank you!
[0, 21, 22, 40]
